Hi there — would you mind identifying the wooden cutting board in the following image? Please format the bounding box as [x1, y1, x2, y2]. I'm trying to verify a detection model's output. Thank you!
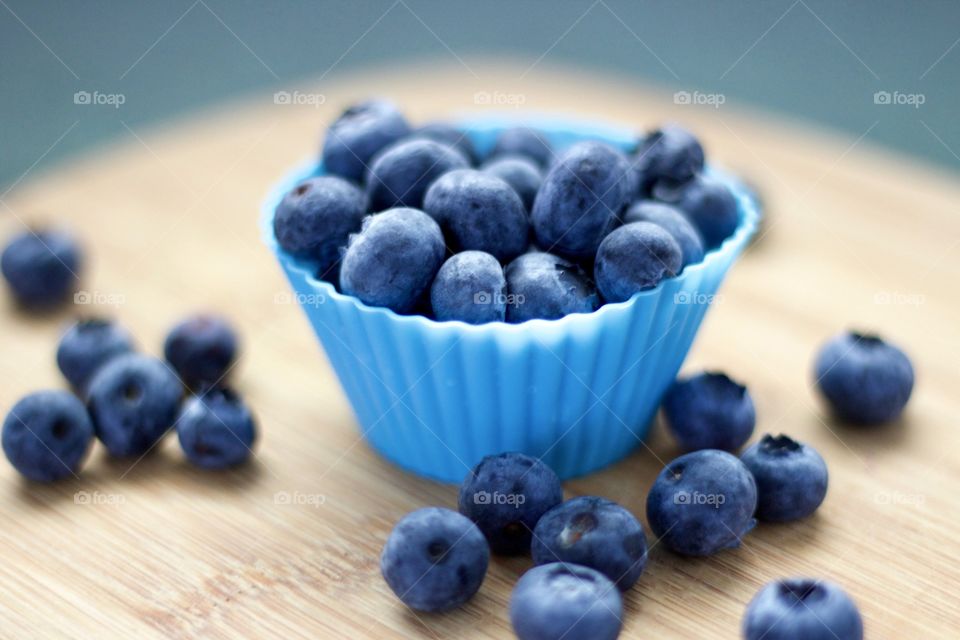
[0, 62, 957, 639]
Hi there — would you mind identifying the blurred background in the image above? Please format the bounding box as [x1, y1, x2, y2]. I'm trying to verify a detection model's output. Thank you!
[1, 0, 958, 188]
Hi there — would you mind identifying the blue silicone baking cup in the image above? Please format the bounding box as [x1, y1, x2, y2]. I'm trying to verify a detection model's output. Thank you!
[261, 116, 760, 483]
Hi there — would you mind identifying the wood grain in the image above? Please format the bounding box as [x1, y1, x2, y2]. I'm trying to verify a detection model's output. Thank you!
[0, 62, 957, 639]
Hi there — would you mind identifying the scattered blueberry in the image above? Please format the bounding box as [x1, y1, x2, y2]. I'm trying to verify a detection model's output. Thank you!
[655, 174, 739, 249]
[321, 100, 411, 183]
[510, 563, 623, 640]
[741, 434, 828, 522]
[164, 314, 239, 390]
[365, 138, 469, 211]
[661, 371, 756, 452]
[430, 251, 507, 324]
[380, 507, 490, 612]
[177, 388, 256, 469]
[458, 451, 563, 554]
[646, 449, 757, 556]
[622, 200, 705, 268]
[488, 127, 553, 168]
[743, 578, 863, 640]
[340, 207, 446, 314]
[482, 155, 543, 211]
[594, 222, 682, 303]
[1, 228, 81, 309]
[423, 169, 528, 261]
[504, 252, 599, 322]
[56, 317, 135, 392]
[531, 496, 647, 590]
[86, 354, 183, 457]
[532, 141, 632, 260]
[412, 122, 478, 164]
[814, 331, 914, 425]
[2, 390, 93, 482]
[273, 176, 367, 277]
[634, 124, 705, 192]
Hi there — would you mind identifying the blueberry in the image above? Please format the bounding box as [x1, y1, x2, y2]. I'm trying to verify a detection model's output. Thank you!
[594, 222, 682, 303]
[430, 251, 507, 324]
[1, 228, 81, 309]
[646, 449, 757, 556]
[177, 388, 256, 469]
[634, 124, 705, 191]
[412, 122, 478, 164]
[2, 390, 93, 482]
[531, 496, 647, 590]
[86, 354, 183, 457]
[56, 317, 135, 393]
[365, 138, 469, 211]
[321, 99, 411, 184]
[510, 563, 623, 640]
[273, 176, 367, 278]
[661, 372, 756, 452]
[741, 434, 828, 522]
[163, 314, 239, 390]
[743, 578, 863, 640]
[532, 141, 632, 260]
[482, 155, 543, 211]
[423, 169, 528, 261]
[458, 452, 563, 554]
[814, 331, 914, 425]
[340, 207, 445, 314]
[655, 174, 738, 249]
[488, 127, 553, 168]
[622, 200, 704, 268]
[504, 252, 599, 323]
[380, 507, 489, 612]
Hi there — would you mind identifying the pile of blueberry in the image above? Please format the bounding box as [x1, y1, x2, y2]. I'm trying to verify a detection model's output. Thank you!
[379, 329, 914, 639]
[2, 312, 257, 482]
[274, 100, 742, 323]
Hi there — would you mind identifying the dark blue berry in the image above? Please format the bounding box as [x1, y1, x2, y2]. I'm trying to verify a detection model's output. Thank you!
[380, 507, 489, 612]
[661, 371, 756, 452]
[646, 449, 757, 556]
[412, 122, 478, 164]
[488, 127, 553, 168]
[1, 228, 81, 309]
[743, 578, 863, 640]
[321, 100, 411, 183]
[86, 354, 183, 457]
[531, 496, 647, 591]
[655, 174, 738, 249]
[532, 141, 631, 260]
[458, 452, 563, 554]
[430, 251, 507, 324]
[273, 176, 367, 278]
[2, 390, 93, 482]
[634, 124, 705, 192]
[339, 207, 446, 314]
[177, 388, 256, 469]
[423, 169, 528, 261]
[741, 434, 828, 522]
[482, 155, 543, 211]
[510, 563, 622, 640]
[56, 317, 135, 393]
[594, 222, 682, 303]
[622, 200, 704, 268]
[163, 314, 238, 390]
[814, 331, 914, 425]
[365, 138, 469, 211]
[504, 252, 599, 323]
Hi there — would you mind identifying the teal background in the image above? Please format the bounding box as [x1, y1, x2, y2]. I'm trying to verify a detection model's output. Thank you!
[2, 0, 957, 188]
